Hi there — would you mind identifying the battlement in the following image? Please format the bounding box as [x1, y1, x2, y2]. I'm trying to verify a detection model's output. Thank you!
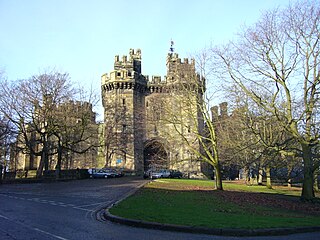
[166, 53, 195, 66]
[102, 48, 199, 92]
[114, 48, 142, 73]
[151, 75, 166, 84]
[101, 68, 136, 84]
[59, 100, 93, 112]
[166, 53, 196, 84]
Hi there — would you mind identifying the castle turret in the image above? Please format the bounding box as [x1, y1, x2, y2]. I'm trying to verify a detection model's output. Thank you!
[166, 53, 196, 84]
[101, 49, 146, 173]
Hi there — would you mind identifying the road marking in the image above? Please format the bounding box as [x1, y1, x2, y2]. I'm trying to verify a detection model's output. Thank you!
[65, 204, 75, 207]
[75, 201, 110, 208]
[0, 214, 9, 220]
[0, 212, 68, 240]
[72, 206, 94, 211]
[0, 193, 109, 212]
[33, 228, 69, 240]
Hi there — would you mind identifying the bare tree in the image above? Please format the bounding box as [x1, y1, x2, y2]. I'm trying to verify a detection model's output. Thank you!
[0, 70, 74, 177]
[159, 52, 224, 189]
[0, 69, 98, 178]
[53, 100, 98, 175]
[0, 71, 16, 172]
[214, 1, 319, 199]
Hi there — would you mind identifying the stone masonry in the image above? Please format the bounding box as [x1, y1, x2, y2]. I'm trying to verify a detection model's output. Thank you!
[101, 49, 209, 177]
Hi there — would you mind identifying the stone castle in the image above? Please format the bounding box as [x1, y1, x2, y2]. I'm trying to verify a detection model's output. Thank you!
[101, 48, 209, 177]
[9, 48, 211, 178]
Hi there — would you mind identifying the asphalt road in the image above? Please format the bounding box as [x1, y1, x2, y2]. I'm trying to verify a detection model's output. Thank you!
[0, 177, 319, 240]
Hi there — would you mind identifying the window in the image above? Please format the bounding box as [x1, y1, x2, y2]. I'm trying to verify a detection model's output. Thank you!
[122, 124, 127, 132]
[122, 98, 126, 105]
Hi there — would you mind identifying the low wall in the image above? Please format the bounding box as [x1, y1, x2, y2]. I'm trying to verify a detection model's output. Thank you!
[1, 169, 90, 183]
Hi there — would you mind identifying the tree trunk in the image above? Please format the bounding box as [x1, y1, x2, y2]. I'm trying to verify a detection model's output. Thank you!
[301, 144, 315, 200]
[244, 166, 250, 185]
[42, 139, 49, 172]
[287, 164, 293, 188]
[314, 174, 319, 192]
[266, 166, 272, 189]
[44, 148, 49, 171]
[0, 164, 3, 184]
[258, 168, 263, 185]
[36, 152, 45, 178]
[214, 163, 223, 190]
[55, 146, 62, 179]
[313, 165, 319, 192]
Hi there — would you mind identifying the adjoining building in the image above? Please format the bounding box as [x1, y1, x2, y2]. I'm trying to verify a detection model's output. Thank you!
[10, 100, 100, 172]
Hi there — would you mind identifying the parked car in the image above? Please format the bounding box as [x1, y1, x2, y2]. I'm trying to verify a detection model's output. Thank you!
[108, 168, 124, 177]
[150, 171, 162, 179]
[91, 169, 114, 178]
[169, 170, 183, 178]
[150, 169, 171, 179]
[160, 169, 171, 178]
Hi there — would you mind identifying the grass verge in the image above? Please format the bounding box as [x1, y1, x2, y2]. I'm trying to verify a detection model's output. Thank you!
[109, 179, 320, 229]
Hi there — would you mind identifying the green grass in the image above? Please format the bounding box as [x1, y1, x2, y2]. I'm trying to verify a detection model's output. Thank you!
[109, 179, 320, 229]
[223, 182, 303, 196]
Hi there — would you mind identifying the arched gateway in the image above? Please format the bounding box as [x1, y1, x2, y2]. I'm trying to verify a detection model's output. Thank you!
[143, 139, 168, 171]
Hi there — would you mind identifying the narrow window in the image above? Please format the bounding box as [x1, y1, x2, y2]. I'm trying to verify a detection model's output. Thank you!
[122, 98, 126, 105]
[122, 124, 127, 132]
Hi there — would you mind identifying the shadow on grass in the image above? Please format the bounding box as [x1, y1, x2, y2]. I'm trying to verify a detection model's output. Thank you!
[110, 183, 320, 229]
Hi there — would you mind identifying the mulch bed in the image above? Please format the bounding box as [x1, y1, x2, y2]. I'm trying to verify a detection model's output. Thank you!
[214, 190, 320, 215]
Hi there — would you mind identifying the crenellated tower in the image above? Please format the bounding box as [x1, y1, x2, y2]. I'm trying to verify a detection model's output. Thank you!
[101, 48, 207, 178]
[166, 52, 196, 84]
[101, 49, 147, 173]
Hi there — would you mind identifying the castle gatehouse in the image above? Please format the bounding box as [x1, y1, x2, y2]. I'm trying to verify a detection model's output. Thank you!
[101, 48, 210, 177]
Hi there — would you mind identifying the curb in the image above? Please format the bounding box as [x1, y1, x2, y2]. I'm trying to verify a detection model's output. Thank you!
[104, 209, 320, 237]
[102, 182, 320, 237]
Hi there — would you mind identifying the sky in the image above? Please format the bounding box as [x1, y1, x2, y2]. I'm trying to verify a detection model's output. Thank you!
[0, 0, 294, 120]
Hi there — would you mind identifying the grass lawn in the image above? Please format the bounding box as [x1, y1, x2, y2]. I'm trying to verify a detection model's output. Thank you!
[109, 179, 320, 229]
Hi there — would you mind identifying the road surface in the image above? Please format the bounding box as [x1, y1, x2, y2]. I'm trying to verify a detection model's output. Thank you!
[0, 177, 318, 240]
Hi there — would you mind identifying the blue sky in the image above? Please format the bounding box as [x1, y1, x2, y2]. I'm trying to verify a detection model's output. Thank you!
[0, 0, 293, 118]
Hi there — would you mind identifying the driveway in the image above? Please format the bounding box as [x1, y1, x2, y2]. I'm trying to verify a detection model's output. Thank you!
[0, 177, 318, 240]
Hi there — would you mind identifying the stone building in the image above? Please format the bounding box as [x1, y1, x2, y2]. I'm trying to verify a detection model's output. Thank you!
[101, 49, 208, 177]
[10, 100, 99, 171]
